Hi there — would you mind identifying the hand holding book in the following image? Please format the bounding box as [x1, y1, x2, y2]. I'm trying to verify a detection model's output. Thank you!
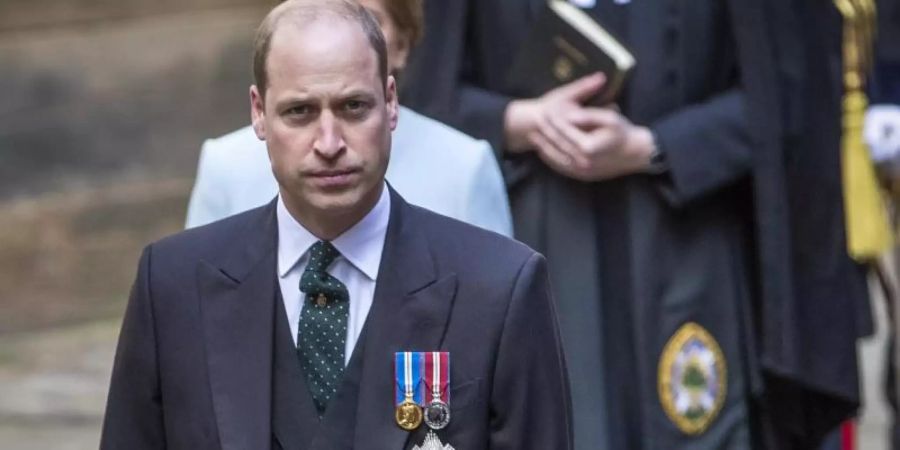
[503, 72, 657, 182]
[504, 72, 607, 154]
[501, 1, 654, 181]
[506, 0, 635, 105]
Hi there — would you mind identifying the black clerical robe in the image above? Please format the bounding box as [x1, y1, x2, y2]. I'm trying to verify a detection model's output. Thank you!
[403, 1, 764, 449]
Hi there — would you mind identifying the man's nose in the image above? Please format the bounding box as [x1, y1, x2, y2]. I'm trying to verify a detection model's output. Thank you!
[314, 112, 346, 159]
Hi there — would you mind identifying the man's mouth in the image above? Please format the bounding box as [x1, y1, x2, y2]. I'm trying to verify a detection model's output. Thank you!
[306, 168, 361, 188]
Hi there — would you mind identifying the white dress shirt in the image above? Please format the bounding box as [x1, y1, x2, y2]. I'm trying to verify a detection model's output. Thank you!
[276, 185, 390, 365]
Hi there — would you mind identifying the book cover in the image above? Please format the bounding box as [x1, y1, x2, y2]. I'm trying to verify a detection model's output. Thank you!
[507, 0, 635, 105]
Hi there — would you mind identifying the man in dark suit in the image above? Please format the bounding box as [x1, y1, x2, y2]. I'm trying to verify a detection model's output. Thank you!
[99, 1, 572, 449]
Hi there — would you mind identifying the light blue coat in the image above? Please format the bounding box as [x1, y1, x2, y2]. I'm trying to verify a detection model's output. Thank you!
[185, 106, 513, 236]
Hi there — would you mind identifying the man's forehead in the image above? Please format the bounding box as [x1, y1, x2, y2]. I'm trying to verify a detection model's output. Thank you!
[270, 77, 379, 99]
[265, 19, 381, 97]
[268, 16, 374, 65]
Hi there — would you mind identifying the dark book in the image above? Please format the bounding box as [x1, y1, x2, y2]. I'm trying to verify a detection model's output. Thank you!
[507, 0, 635, 105]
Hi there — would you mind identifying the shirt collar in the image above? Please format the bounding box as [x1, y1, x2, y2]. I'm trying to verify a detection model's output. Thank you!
[277, 184, 390, 281]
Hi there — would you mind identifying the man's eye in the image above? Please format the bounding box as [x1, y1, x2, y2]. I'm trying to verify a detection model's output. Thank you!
[345, 100, 366, 111]
[343, 100, 372, 119]
[286, 105, 313, 116]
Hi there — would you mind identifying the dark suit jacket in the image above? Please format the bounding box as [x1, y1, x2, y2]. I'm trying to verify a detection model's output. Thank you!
[100, 189, 572, 450]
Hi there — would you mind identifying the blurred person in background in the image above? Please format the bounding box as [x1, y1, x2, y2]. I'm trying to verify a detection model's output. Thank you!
[184, 0, 513, 236]
[868, 0, 900, 448]
[402, 0, 869, 448]
[867, 0, 900, 175]
[402, 0, 770, 448]
[762, 0, 875, 448]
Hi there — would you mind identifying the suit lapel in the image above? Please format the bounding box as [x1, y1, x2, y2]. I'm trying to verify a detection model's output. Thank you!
[198, 202, 279, 450]
[352, 189, 458, 450]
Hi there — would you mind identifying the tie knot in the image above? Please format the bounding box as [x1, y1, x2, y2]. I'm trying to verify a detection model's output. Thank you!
[306, 240, 340, 273]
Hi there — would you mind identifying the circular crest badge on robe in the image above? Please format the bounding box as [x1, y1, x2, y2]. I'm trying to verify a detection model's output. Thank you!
[658, 322, 727, 435]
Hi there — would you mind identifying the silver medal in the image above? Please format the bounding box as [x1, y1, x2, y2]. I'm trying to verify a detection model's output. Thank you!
[424, 352, 451, 430]
[423, 400, 451, 430]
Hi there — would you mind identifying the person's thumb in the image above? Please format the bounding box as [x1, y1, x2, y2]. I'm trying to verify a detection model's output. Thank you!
[555, 72, 606, 103]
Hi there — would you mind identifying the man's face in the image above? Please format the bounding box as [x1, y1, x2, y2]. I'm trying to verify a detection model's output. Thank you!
[250, 17, 398, 223]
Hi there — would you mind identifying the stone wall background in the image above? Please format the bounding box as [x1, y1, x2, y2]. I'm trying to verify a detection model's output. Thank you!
[0, 2, 274, 447]
[0, 0, 270, 332]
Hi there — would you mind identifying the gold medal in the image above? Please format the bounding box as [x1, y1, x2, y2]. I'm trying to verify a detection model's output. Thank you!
[395, 399, 423, 431]
[395, 352, 424, 431]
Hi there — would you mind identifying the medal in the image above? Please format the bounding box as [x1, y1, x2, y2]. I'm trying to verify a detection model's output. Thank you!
[394, 352, 424, 430]
[396, 400, 423, 431]
[423, 352, 451, 430]
[412, 430, 456, 450]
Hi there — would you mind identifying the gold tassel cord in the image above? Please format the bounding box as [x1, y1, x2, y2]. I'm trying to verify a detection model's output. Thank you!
[842, 90, 894, 260]
[837, 0, 893, 261]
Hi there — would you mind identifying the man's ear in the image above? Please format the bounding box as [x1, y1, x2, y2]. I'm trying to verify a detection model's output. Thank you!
[250, 85, 267, 140]
[385, 75, 399, 131]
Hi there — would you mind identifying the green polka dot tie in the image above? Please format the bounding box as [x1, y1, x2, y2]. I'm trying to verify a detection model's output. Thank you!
[297, 240, 349, 416]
